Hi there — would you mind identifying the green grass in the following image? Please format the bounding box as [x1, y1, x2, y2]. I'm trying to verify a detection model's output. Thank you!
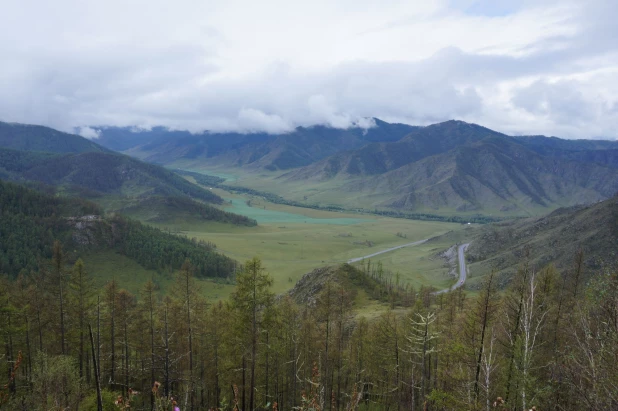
[80, 170, 469, 301]
[347, 239, 456, 290]
[147, 196, 461, 295]
[223, 198, 374, 225]
[81, 250, 235, 302]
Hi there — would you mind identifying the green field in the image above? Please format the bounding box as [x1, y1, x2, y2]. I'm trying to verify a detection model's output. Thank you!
[347, 238, 456, 291]
[224, 198, 373, 225]
[80, 167, 470, 301]
[82, 250, 236, 301]
[145, 185, 464, 295]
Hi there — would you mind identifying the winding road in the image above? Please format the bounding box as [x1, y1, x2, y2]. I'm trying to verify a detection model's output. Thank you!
[434, 243, 469, 295]
[347, 238, 429, 263]
[346, 240, 470, 294]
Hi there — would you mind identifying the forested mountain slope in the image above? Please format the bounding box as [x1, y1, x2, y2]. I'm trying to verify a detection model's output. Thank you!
[2, 229, 617, 411]
[0, 180, 238, 278]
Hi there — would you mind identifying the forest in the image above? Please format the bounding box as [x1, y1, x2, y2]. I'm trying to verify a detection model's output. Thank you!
[1, 242, 616, 411]
[0, 181, 240, 279]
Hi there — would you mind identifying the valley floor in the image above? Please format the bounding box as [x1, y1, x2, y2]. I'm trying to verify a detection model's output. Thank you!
[145, 182, 468, 299]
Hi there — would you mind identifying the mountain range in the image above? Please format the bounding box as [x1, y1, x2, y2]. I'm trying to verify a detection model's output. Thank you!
[0, 121, 256, 225]
[98, 119, 418, 170]
[5, 118, 618, 217]
[97, 118, 618, 215]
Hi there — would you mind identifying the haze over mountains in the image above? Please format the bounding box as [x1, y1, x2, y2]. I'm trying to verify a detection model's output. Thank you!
[92, 118, 618, 216]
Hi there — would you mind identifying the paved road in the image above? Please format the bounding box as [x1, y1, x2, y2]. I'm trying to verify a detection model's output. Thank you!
[434, 243, 470, 295]
[347, 238, 429, 264]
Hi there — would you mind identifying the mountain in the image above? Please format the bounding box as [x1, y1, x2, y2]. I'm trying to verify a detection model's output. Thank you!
[0, 148, 223, 203]
[342, 137, 618, 212]
[281, 121, 618, 214]
[0, 120, 261, 226]
[96, 119, 418, 170]
[458, 195, 618, 285]
[0, 121, 108, 153]
[0, 147, 262, 225]
[283, 120, 505, 179]
[0, 180, 238, 279]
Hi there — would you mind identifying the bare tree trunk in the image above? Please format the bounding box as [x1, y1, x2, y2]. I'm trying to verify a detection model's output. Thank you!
[89, 324, 103, 411]
[185, 266, 194, 411]
[164, 305, 170, 398]
[265, 331, 270, 404]
[148, 286, 156, 411]
[242, 355, 246, 411]
[97, 295, 101, 386]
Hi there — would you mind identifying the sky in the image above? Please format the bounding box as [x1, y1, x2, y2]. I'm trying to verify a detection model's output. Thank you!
[1, 0, 617, 139]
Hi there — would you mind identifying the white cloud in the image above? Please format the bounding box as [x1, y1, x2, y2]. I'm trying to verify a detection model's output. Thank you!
[236, 109, 293, 134]
[77, 126, 101, 139]
[0, 0, 617, 138]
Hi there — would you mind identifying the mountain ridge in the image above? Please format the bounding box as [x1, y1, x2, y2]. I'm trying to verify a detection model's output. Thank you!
[0, 121, 109, 153]
[104, 119, 419, 170]
[278, 121, 618, 214]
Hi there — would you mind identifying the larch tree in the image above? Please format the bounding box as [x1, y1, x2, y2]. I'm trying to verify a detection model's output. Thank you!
[69, 258, 95, 380]
[465, 271, 500, 410]
[231, 257, 274, 411]
[50, 240, 68, 355]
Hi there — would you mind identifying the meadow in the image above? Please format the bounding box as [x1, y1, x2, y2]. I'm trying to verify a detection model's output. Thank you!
[147, 184, 464, 296]
[81, 167, 468, 302]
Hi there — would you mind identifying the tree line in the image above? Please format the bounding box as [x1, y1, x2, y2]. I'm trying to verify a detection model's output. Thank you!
[1, 243, 617, 410]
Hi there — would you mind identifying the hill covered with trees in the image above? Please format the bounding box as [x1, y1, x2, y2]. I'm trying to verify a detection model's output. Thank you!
[0, 180, 239, 279]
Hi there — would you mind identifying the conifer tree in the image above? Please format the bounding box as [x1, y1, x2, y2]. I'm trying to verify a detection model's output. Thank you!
[231, 257, 274, 411]
[69, 258, 95, 380]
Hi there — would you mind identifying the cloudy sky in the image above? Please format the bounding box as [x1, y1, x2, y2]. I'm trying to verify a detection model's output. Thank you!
[1, 0, 617, 139]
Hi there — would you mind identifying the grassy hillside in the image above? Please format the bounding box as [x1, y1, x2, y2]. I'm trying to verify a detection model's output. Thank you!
[0, 180, 238, 279]
[117, 195, 256, 226]
[0, 121, 108, 153]
[288, 263, 418, 310]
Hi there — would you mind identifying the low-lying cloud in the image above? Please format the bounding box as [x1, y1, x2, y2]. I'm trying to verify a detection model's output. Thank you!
[0, 0, 617, 139]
